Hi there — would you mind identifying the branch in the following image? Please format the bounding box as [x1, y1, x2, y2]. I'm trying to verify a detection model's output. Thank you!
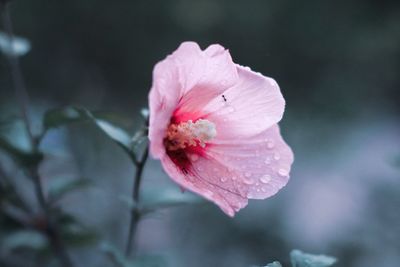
[0, 3, 74, 267]
[125, 143, 149, 257]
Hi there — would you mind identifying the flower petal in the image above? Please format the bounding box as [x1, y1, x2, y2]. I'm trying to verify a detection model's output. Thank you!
[148, 42, 239, 157]
[148, 58, 181, 158]
[158, 125, 293, 216]
[171, 42, 239, 119]
[203, 65, 285, 139]
[206, 124, 294, 200]
[160, 154, 247, 216]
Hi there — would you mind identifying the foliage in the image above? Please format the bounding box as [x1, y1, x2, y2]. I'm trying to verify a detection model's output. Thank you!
[262, 250, 336, 267]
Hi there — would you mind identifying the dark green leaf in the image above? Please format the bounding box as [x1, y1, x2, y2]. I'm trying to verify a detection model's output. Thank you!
[43, 107, 84, 130]
[100, 242, 133, 267]
[119, 187, 204, 215]
[290, 250, 337, 267]
[100, 242, 166, 267]
[0, 230, 48, 253]
[0, 136, 43, 167]
[43, 107, 134, 157]
[266, 262, 283, 267]
[141, 187, 203, 213]
[92, 118, 132, 150]
[48, 178, 92, 202]
[52, 210, 98, 247]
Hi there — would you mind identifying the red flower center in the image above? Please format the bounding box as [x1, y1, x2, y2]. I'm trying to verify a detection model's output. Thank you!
[164, 118, 216, 174]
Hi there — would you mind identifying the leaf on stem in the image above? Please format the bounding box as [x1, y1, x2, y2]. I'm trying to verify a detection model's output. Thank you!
[0, 135, 43, 167]
[0, 230, 48, 254]
[48, 178, 92, 203]
[100, 242, 166, 267]
[290, 250, 337, 267]
[52, 210, 98, 247]
[119, 186, 204, 215]
[43, 107, 136, 158]
[266, 262, 283, 267]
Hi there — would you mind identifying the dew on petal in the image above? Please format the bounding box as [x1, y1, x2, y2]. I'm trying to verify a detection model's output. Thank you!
[273, 152, 281, 160]
[278, 168, 289, 177]
[260, 174, 272, 184]
[243, 177, 254, 185]
[264, 157, 272, 165]
[266, 141, 275, 149]
[220, 177, 228, 183]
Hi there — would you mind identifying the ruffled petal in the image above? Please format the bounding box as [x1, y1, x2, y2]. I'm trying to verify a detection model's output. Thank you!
[160, 154, 247, 216]
[158, 125, 293, 216]
[148, 42, 239, 157]
[148, 58, 181, 158]
[171, 42, 239, 119]
[203, 65, 285, 139]
[206, 124, 294, 200]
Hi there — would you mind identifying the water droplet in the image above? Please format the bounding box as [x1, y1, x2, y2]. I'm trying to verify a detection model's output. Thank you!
[278, 168, 289, 177]
[273, 153, 281, 160]
[260, 175, 272, 184]
[267, 141, 275, 149]
[264, 157, 271, 165]
[220, 177, 228, 183]
[243, 177, 254, 185]
[256, 188, 261, 192]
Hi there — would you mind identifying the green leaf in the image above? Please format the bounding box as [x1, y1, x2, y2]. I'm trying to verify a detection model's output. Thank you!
[142, 187, 203, 212]
[266, 262, 283, 267]
[100, 242, 133, 267]
[0, 230, 48, 253]
[0, 31, 31, 57]
[290, 250, 337, 267]
[0, 135, 43, 167]
[119, 187, 204, 214]
[54, 211, 98, 247]
[43, 107, 134, 157]
[93, 118, 132, 150]
[48, 178, 92, 202]
[100, 242, 166, 267]
[43, 107, 84, 130]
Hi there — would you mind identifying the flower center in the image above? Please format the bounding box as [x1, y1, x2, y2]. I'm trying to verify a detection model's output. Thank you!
[165, 119, 216, 151]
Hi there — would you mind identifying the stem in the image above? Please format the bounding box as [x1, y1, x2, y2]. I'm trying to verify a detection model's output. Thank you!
[0, 3, 73, 267]
[125, 144, 149, 257]
[1, 2, 35, 148]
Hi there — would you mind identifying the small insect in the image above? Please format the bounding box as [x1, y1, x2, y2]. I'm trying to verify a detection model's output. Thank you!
[222, 95, 227, 102]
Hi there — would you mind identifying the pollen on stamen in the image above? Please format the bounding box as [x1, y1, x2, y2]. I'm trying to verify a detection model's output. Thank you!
[165, 119, 217, 151]
[165, 118, 216, 174]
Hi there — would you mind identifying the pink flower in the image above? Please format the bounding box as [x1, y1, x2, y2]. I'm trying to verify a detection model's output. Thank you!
[148, 42, 294, 216]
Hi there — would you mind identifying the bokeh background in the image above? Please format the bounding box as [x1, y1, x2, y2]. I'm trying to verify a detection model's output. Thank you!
[1, 0, 400, 267]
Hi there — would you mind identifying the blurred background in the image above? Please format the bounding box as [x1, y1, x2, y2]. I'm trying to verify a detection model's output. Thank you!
[0, 0, 399, 267]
